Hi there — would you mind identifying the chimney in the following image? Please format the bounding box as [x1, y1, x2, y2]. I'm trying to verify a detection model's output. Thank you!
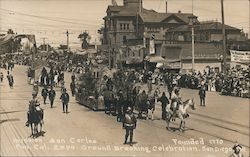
[166, 1, 168, 13]
[124, 0, 143, 12]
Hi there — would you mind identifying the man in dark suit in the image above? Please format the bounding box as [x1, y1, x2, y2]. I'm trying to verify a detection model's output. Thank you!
[7, 74, 14, 88]
[41, 86, 48, 104]
[199, 85, 206, 107]
[70, 82, 76, 96]
[49, 86, 56, 108]
[60, 88, 70, 113]
[157, 92, 169, 120]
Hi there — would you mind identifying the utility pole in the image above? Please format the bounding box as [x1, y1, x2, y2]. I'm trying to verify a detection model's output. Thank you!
[191, 0, 195, 72]
[136, 0, 142, 34]
[249, 0, 250, 39]
[31, 35, 37, 85]
[221, 0, 226, 73]
[65, 30, 72, 52]
[40, 37, 48, 51]
[66, 30, 69, 53]
[191, 23, 195, 71]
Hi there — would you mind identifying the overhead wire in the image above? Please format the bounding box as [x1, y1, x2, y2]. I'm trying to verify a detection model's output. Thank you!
[157, 0, 163, 12]
[0, 8, 102, 27]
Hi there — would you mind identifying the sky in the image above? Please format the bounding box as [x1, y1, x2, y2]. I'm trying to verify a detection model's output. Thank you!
[0, 0, 249, 46]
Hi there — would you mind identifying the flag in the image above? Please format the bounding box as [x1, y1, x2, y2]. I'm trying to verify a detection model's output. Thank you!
[143, 32, 146, 48]
[149, 34, 155, 54]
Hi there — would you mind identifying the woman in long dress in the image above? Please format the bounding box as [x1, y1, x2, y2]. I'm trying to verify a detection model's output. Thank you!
[54, 74, 59, 87]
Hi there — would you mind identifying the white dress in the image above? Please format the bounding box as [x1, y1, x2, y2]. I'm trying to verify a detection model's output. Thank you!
[54, 75, 58, 84]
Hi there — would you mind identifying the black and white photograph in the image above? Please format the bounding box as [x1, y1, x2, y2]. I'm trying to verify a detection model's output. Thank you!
[0, 0, 249, 156]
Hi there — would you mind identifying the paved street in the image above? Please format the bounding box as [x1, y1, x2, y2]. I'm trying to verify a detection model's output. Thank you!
[0, 65, 249, 157]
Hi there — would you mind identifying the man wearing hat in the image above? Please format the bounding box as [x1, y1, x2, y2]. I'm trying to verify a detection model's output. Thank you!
[60, 88, 70, 113]
[49, 86, 56, 108]
[199, 85, 206, 107]
[229, 143, 244, 157]
[170, 87, 182, 120]
[123, 107, 137, 146]
[33, 82, 39, 97]
[7, 73, 14, 89]
[41, 86, 48, 104]
[116, 90, 124, 122]
[0, 72, 3, 83]
[26, 92, 42, 126]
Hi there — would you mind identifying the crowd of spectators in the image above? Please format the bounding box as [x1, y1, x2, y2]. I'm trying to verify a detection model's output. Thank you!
[1, 51, 249, 98]
[177, 66, 250, 98]
[113, 66, 250, 98]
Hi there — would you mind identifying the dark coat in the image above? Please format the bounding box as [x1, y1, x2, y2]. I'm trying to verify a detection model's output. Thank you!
[158, 95, 169, 107]
[49, 90, 56, 100]
[70, 82, 76, 91]
[7, 75, 14, 83]
[60, 93, 70, 104]
[41, 88, 48, 97]
[199, 86, 206, 98]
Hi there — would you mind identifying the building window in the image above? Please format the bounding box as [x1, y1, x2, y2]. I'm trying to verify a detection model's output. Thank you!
[120, 23, 130, 30]
[123, 24, 126, 30]
[123, 36, 127, 44]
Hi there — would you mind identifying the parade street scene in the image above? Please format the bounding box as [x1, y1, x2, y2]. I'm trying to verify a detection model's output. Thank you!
[0, 0, 249, 157]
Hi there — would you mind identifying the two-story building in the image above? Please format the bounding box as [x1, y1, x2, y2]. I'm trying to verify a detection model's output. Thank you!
[102, 0, 199, 68]
[103, 0, 142, 47]
[165, 21, 244, 42]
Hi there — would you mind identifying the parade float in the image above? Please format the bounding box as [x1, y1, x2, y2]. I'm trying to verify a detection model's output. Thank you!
[75, 58, 114, 111]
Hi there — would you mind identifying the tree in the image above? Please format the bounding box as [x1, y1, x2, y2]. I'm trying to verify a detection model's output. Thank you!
[7, 29, 15, 34]
[97, 27, 104, 34]
[78, 31, 91, 49]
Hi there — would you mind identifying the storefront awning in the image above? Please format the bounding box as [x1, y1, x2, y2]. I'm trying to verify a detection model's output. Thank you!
[145, 55, 165, 63]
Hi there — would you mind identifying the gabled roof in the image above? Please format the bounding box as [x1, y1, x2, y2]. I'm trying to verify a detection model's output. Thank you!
[107, 5, 124, 12]
[139, 10, 196, 24]
[107, 5, 140, 17]
[106, 5, 197, 23]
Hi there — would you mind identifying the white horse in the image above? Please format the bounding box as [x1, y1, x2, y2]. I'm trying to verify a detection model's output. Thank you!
[166, 99, 195, 131]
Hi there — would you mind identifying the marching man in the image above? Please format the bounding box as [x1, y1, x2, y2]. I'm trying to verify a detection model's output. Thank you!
[0, 72, 3, 82]
[41, 86, 48, 104]
[7, 73, 14, 88]
[60, 88, 70, 113]
[49, 86, 56, 108]
[123, 107, 137, 146]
